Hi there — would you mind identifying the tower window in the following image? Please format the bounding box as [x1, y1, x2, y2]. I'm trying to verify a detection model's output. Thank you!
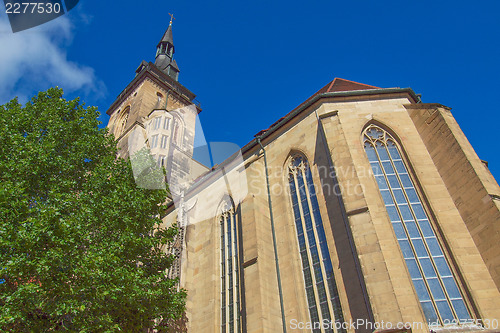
[150, 134, 158, 149]
[115, 106, 130, 138]
[220, 200, 241, 333]
[288, 155, 345, 333]
[363, 124, 471, 325]
[156, 92, 164, 108]
[163, 117, 170, 130]
[157, 155, 166, 168]
[153, 116, 162, 130]
[173, 119, 183, 148]
[160, 135, 168, 149]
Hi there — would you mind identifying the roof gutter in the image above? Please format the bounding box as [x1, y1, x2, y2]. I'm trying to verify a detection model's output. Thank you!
[168, 88, 418, 203]
[247, 88, 418, 151]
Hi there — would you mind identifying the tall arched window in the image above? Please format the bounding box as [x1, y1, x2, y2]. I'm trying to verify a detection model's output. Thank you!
[114, 106, 130, 138]
[172, 115, 184, 148]
[363, 124, 471, 325]
[219, 199, 241, 333]
[288, 155, 345, 333]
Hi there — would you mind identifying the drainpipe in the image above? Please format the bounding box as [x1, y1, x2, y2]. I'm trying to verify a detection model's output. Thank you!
[314, 110, 374, 323]
[256, 136, 287, 333]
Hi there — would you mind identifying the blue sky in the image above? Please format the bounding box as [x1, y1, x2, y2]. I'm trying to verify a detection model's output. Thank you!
[1, 0, 499, 179]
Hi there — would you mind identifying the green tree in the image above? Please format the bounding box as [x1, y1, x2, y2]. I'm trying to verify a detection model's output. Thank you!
[0, 88, 185, 331]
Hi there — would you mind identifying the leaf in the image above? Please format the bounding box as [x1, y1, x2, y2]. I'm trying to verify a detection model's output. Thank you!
[0, 88, 184, 331]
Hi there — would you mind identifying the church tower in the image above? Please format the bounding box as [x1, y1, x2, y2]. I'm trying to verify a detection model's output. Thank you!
[106, 19, 208, 285]
[106, 16, 200, 161]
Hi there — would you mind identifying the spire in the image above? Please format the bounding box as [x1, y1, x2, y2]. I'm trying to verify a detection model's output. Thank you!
[155, 13, 180, 81]
[159, 24, 174, 46]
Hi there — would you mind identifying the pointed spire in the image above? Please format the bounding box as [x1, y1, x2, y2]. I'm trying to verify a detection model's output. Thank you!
[159, 23, 174, 46]
[155, 14, 180, 81]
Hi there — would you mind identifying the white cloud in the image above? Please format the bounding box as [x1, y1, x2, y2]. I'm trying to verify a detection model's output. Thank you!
[0, 14, 104, 103]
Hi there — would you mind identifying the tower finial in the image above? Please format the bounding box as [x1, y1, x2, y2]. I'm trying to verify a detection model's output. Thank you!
[155, 17, 180, 81]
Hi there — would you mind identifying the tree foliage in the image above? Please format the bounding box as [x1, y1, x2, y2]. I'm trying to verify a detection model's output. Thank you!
[0, 88, 185, 331]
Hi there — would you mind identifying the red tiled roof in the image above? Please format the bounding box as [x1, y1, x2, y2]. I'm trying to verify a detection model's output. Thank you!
[255, 78, 379, 136]
[318, 77, 379, 93]
[296, 78, 379, 110]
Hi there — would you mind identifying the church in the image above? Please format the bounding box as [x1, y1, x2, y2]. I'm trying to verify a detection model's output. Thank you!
[106, 20, 500, 333]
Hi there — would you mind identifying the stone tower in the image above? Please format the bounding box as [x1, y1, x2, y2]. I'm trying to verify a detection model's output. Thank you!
[106, 18, 208, 189]
[106, 21, 208, 283]
[106, 20, 199, 159]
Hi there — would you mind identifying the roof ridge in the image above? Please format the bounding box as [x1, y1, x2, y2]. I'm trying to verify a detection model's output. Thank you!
[332, 77, 379, 89]
[326, 78, 337, 92]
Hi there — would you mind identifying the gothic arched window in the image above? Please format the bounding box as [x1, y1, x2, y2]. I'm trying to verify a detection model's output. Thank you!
[363, 124, 471, 325]
[172, 116, 184, 149]
[219, 199, 241, 333]
[288, 155, 345, 333]
[114, 106, 130, 138]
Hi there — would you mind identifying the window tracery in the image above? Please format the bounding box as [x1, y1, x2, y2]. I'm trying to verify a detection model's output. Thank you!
[115, 106, 130, 138]
[363, 124, 471, 325]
